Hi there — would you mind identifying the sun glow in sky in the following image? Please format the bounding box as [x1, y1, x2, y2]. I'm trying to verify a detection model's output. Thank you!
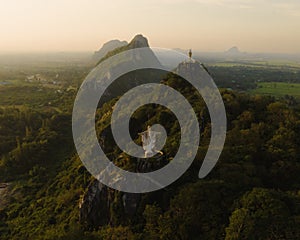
[0, 0, 300, 53]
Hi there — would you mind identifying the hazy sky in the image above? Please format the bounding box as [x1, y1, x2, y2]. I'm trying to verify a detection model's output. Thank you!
[1, 0, 300, 53]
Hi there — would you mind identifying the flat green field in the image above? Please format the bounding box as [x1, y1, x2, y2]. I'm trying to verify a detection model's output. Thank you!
[251, 82, 300, 98]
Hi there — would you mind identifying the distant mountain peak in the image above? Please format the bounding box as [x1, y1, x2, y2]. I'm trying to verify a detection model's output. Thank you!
[226, 46, 241, 54]
[96, 34, 154, 65]
[128, 34, 149, 48]
[101, 39, 128, 50]
[91, 34, 162, 105]
[93, 39, 128, 61]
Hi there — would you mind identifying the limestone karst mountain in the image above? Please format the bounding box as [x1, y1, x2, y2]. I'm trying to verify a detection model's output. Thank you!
[82, 34, 163, 106]
[96, 34, 160, 65]
[93, 39, 128, 62]
[225, 46, 247, 56]
[226, 46, 240, 54]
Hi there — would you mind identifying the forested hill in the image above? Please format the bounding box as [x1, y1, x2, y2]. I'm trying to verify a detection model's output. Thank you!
[0, 35, 300, 239]
[0, 65, 299, 239]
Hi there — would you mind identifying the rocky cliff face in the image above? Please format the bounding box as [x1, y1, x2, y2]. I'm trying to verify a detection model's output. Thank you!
[79, 155, 167, 228]
[79, 180, 110, 228]
[127, 34, 149, 49]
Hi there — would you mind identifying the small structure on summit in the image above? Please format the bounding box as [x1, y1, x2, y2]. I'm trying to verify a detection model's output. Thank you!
[189, 49, 192, 59]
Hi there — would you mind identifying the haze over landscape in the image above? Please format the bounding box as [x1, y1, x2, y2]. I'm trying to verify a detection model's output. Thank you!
[1, 1, 300, 239]
[1, 0, 300, 53]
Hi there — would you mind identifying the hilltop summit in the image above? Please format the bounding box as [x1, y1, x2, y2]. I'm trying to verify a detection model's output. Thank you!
[174, 60, 211, 80]
[128, 34, 149, 48]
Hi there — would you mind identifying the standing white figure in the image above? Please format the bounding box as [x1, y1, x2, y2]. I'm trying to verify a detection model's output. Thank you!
[139, 126, 163, 158]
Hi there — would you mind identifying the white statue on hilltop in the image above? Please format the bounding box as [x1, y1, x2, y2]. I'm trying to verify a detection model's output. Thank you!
[139, 126, 163, 158]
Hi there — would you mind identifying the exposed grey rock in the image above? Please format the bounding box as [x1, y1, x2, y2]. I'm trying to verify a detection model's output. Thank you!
[128, 34, 149, 49]
[136, 155, 167, 173]
[79, 179, 110, 228]
[122, 193, 140, 216]
[79, 155, 167, 228]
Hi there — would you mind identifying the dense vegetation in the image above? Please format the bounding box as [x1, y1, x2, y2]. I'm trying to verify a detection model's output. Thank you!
[207, 64, 300, 91]
[0, 57, 300, 239]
